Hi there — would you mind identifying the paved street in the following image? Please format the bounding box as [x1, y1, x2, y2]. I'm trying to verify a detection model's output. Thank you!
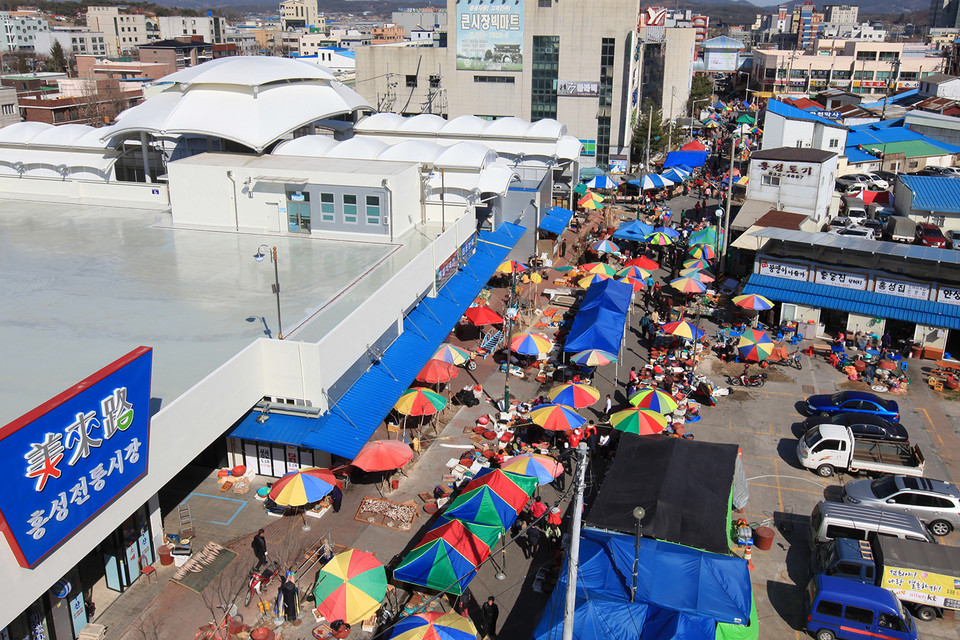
[90, 198, 960, 640]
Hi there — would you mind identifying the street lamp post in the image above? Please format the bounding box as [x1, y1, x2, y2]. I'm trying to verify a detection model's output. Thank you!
[631, 506, 646, 603]
[254, 244, 283, 339]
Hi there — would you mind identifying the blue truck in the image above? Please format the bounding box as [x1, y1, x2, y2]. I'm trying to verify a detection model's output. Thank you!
[812, 536, 960, 622]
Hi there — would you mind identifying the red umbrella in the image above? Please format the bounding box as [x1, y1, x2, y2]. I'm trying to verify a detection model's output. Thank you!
[624, 256, 659, 271]
[463, 305, 504, 326]
[352, 440, 414, 472]
[416, 360, 459, 384]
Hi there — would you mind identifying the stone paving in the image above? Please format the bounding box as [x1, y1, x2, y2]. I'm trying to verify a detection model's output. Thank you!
[90, 197, 960, 640]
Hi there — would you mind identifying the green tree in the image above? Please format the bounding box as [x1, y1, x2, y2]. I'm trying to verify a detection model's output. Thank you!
[47, 40, 67, 73]
[686, 73, 713, 116]
[632, 99, 666, 163]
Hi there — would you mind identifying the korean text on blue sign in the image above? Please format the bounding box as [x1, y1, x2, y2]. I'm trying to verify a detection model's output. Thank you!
[0, 347, 152, 568]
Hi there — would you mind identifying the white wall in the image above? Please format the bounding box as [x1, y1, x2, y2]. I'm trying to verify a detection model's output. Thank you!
[0, 175, 170, 209]
[746, 155, 837, 225]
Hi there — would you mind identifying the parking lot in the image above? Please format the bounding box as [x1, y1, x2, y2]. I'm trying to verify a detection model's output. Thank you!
[689, 352, 960, 639]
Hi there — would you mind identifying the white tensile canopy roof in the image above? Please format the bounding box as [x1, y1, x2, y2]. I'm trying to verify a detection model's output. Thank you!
[105, 56, 372, 152]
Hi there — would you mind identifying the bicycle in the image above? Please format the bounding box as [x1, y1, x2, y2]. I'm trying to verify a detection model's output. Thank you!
[195, 604, 243, 640]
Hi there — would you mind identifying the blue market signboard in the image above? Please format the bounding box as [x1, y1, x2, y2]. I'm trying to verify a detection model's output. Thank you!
[0, 347, 152, 568]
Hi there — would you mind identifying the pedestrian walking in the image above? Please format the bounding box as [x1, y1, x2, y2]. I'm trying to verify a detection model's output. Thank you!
[482, 596, 500, 640]
[545, 523, 562, 551]
[560, 238, 567, 258]
[603, 395, 612, 419]
[526, 525, 542, 558]
[330, 485, 343, 513]
[252, 528, 267, 569]
[279, 576, 299, 621]
[531, 495, 547, 520]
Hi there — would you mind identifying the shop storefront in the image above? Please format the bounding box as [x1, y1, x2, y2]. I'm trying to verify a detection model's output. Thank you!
[742, 231, 960, 357]
[228, 436, 334, 478]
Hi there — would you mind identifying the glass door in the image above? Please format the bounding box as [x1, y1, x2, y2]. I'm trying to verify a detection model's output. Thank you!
[286, 191, 311, 233]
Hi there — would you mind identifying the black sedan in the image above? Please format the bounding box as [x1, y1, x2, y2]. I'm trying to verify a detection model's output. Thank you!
[802, 412, 909, 443]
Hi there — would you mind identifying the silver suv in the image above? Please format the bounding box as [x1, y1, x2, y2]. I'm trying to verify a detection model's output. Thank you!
[842, 476, 960, 536]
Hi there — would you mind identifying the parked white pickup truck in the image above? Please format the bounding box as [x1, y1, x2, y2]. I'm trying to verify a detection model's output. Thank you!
[797, 424, 925, 478]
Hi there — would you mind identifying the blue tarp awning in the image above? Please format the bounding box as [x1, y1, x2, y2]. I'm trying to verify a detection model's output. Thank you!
[532, 527, 753, 640]
[743, 274, 960, 331]
[231, 223, 525, 459]
[664, 151, 708, 169]
[564, 278, 633, 354]
[538, 206, 574, 235]
[612, 220, 655, 241]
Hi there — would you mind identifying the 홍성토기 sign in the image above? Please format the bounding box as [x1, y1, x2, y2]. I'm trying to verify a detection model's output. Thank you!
[0, 347, 152, 568]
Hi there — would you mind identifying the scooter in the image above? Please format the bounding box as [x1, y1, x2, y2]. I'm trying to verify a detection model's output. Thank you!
[245, 560, 281, 606]
[732, 366, 767, 387]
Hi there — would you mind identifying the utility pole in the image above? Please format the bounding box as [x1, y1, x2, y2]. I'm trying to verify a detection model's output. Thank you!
[502, 273, 516, 411]
[561, 443, 589, 640]
[881, 57, 902, 121]
[722, 134, 736, 276]
[636, 104, 653, 220]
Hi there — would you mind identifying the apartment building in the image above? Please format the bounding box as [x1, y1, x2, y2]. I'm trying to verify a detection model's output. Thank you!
[280, 0, 319, 31]
[158, 16, 226, 44]
[35, 26, 106, 57]
[754, 41, 945, 96]
[0, 12, 49, 53]
[86, 6, 153, 56]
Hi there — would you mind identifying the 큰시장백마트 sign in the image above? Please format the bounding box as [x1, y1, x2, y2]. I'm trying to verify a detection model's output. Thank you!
[0, 347, 152, 568]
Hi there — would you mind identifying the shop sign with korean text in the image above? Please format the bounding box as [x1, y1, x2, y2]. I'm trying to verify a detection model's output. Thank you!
[814, 267, 867, 290]
[758, 259, 809, 282]
[874, 276, 930, 301]
[0, 347, 152, 568]
[937, 285, 960, 306]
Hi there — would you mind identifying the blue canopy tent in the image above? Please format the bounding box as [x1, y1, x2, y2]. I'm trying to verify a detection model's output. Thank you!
[612, 220, 655, 242]
[532, 527, 755, 640]
[628, 174, 674, 190]
[661, 168, 689, 183]
[538, 206, 574, 236]
[564, 279, 632, 356]
[664, 151, 708, 169]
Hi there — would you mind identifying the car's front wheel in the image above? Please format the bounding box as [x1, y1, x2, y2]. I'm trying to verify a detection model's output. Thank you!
[815, 629, 836, 640]
[929, 520, 953, 537]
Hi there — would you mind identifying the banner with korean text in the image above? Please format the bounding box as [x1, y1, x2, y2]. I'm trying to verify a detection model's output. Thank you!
[0, 347, 152, 568]
[456, 0, 523, 71]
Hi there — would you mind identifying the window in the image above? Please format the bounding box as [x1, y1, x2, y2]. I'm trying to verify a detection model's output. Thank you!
[878, 613, 906, 632]
[855, 51, 877, 61]
[343, 194, 358, 223]
[816, 600, 843, 618]
[429, 75, 440, 88]
[365, 195, 381, 224]
[320, 192, 334, 221]
[474, 75, 515, 83]
[539, 0, 552, 6]
[889, 493, 916, 505]
[761, 175, 781, 186]
[531, 35, 559, 121]
[844, 606, 873, 625]
[405, 74, 417, 88]
[854, 71, 874, 81]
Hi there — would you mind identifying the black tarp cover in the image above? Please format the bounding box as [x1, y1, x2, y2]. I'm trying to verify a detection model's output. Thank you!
[586, 436, 739, 554]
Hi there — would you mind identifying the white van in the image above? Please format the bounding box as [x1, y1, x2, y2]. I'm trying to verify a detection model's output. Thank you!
[808, 501, 936, 547]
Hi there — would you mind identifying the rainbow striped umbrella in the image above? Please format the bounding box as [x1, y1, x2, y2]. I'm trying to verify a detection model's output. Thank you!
[510, 332, 553, 355]
[624, 256, 659, 270]
[461, 468, 537, 513]
[581, 262, 619, 276]
[629, 388, 679, 414]
[569, 349, 617, 366]
[733, 294, 774, 311]
[530, 403, 586, 432]
[395, 388, 447, 416]
[645, 232, 674, 246]
[618, 265, 651, 279]
[501, 454, 564, 485]
[432, 344, 472, 366]
[688, 245, 716, 259]
[689, 227, 724, 246]
[578, 191, 604, 207]
[679, 266, 715, 278]
[390, 612, 477, 640]
[547, 382, 601, 408]
[393, 519, 500, 596]
[683, 257, 712, 270]
[580, 197, 603, 210]
[619, 275, 645, 291]
[573, 182, 589, 195]
[578, 273, 611, 289]
[670, 275, 707, 293]
[268, 468, 335, 506]
[737, 328, 776, 362]
[609, 407, 668, 436]
[496, 260, 528, 274]
[660, 319, 705, 340]
[314, 549, 387, 625]
[592, 238, 621, 254]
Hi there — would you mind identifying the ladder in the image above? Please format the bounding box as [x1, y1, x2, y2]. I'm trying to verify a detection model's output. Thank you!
[178, 503, 196, 542]
[478, 330, 503, 357]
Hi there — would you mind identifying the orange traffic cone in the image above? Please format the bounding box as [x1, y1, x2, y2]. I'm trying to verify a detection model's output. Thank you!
[744, 544, 754, 570]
